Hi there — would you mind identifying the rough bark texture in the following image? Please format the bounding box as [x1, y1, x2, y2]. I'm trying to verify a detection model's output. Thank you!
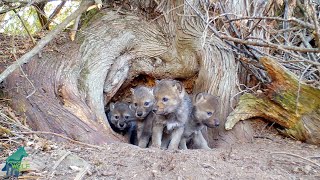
[5, 0, 254, 145]
[226, 57, 320, 145]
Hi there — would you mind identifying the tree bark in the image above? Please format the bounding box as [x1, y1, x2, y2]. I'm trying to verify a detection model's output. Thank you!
[33, 2, 49, 30]
[226, 57, 320, 145]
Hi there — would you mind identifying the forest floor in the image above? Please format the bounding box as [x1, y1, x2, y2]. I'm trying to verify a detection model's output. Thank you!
[1, 110, 319, 180]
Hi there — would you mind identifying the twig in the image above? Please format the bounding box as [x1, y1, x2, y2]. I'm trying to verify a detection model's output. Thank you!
[244, 0, 273, 39]
[48, 1, 66, 24]
[12, 9, 36, 45]
[0, 0, 94, 83]
[219, 34, 320, 53]
[70, 15, 81, 41]
[271, 152, 320, 167]
[11, 36, 37, 98]
[0, 4, 24, 15]
[283, 0, 289, 46]
[74, 164, 90, 180]
[0, 138, 21, 144]
[308, 1, 320, 48]
[217, 0, 258, 59]
[299, 31, 317, 62]
[253, 136, 274, 141]
[49, 151, 72, 179]
[218, 0, 241, 38]
[226, 16, 315, 30]
[17, 175, 44, 179]
[0, 109, 31, 131]
[16, 131, 103, 149]
[201, 3, 213, 48]
[186, 1, 320, 54]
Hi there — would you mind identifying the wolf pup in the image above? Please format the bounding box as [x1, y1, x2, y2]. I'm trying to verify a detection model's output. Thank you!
[107, 102, 138, 145]
[131, 86, 155, 148]
[152, 79, 192, 150]
[179, 92, 220, 150]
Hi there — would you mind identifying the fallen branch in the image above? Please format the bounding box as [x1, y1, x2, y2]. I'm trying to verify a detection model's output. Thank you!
[45, 0, 66, 29]
[0, 0, 94, 83]
[49, 151, 72, 179]
[70, 15, 81, 41]
[225, 57, 320, 145]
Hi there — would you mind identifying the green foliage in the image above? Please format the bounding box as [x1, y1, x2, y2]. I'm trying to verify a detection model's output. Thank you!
[1, 7, 41, 35]
[0, 1, 80, 35]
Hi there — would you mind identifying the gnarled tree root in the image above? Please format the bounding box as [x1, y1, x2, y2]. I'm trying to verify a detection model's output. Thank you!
[225, 57, 320, 145]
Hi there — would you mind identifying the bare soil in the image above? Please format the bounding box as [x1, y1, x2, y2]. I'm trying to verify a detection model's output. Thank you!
[1, 131, 319, 180]
[79, 137, 320, 180]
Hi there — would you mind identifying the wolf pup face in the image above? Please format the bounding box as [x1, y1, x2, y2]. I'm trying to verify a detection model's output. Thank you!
[131, 86, 155, 119]
[193, 92, 220, 128]
[153, 79, 185, 115]
[109, 102, 135, 130]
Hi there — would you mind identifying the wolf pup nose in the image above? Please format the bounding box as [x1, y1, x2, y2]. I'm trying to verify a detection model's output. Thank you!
[118, 122, 125, 128]
[214, 119, 220, 127]
[136, 112, 143, 117]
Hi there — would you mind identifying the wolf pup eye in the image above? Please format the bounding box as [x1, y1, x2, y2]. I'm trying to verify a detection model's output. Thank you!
[124, 115, 129, 119]
[134, 103, 137, 107]
[114, 115, 119, 119]
[162, 97, 168, 102]
[144, 102, 149, 106]
[207, 112, 213, 116]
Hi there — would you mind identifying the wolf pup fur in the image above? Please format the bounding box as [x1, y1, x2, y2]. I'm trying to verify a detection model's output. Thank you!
[152, 79, 192, 150]
[131, 86, 155, 148]
[107, 102, 138, 145]
[179, 92, 220, 150]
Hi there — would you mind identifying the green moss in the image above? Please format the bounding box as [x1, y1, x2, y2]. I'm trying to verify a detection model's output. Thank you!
[284, 121, 307, 141]
[76, 9, 105, 43]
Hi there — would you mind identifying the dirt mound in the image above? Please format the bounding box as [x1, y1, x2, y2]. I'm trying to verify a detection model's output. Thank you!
[1, 134, 319, 179]
[78, 138, 319, 180]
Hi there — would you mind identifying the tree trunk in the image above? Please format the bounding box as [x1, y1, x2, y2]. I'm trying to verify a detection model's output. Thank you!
[226, 57, 320, 145]
[5, 0, 254, 145]
[34, 2, 49, 30]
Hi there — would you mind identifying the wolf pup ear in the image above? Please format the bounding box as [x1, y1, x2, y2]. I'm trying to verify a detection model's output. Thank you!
[109, 102, 115, 111]
[194, 92, 205, 103]
[173, 81, 183, 93]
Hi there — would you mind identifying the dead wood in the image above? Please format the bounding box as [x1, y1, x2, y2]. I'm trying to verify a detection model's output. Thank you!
[226, 57, 320, 144]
